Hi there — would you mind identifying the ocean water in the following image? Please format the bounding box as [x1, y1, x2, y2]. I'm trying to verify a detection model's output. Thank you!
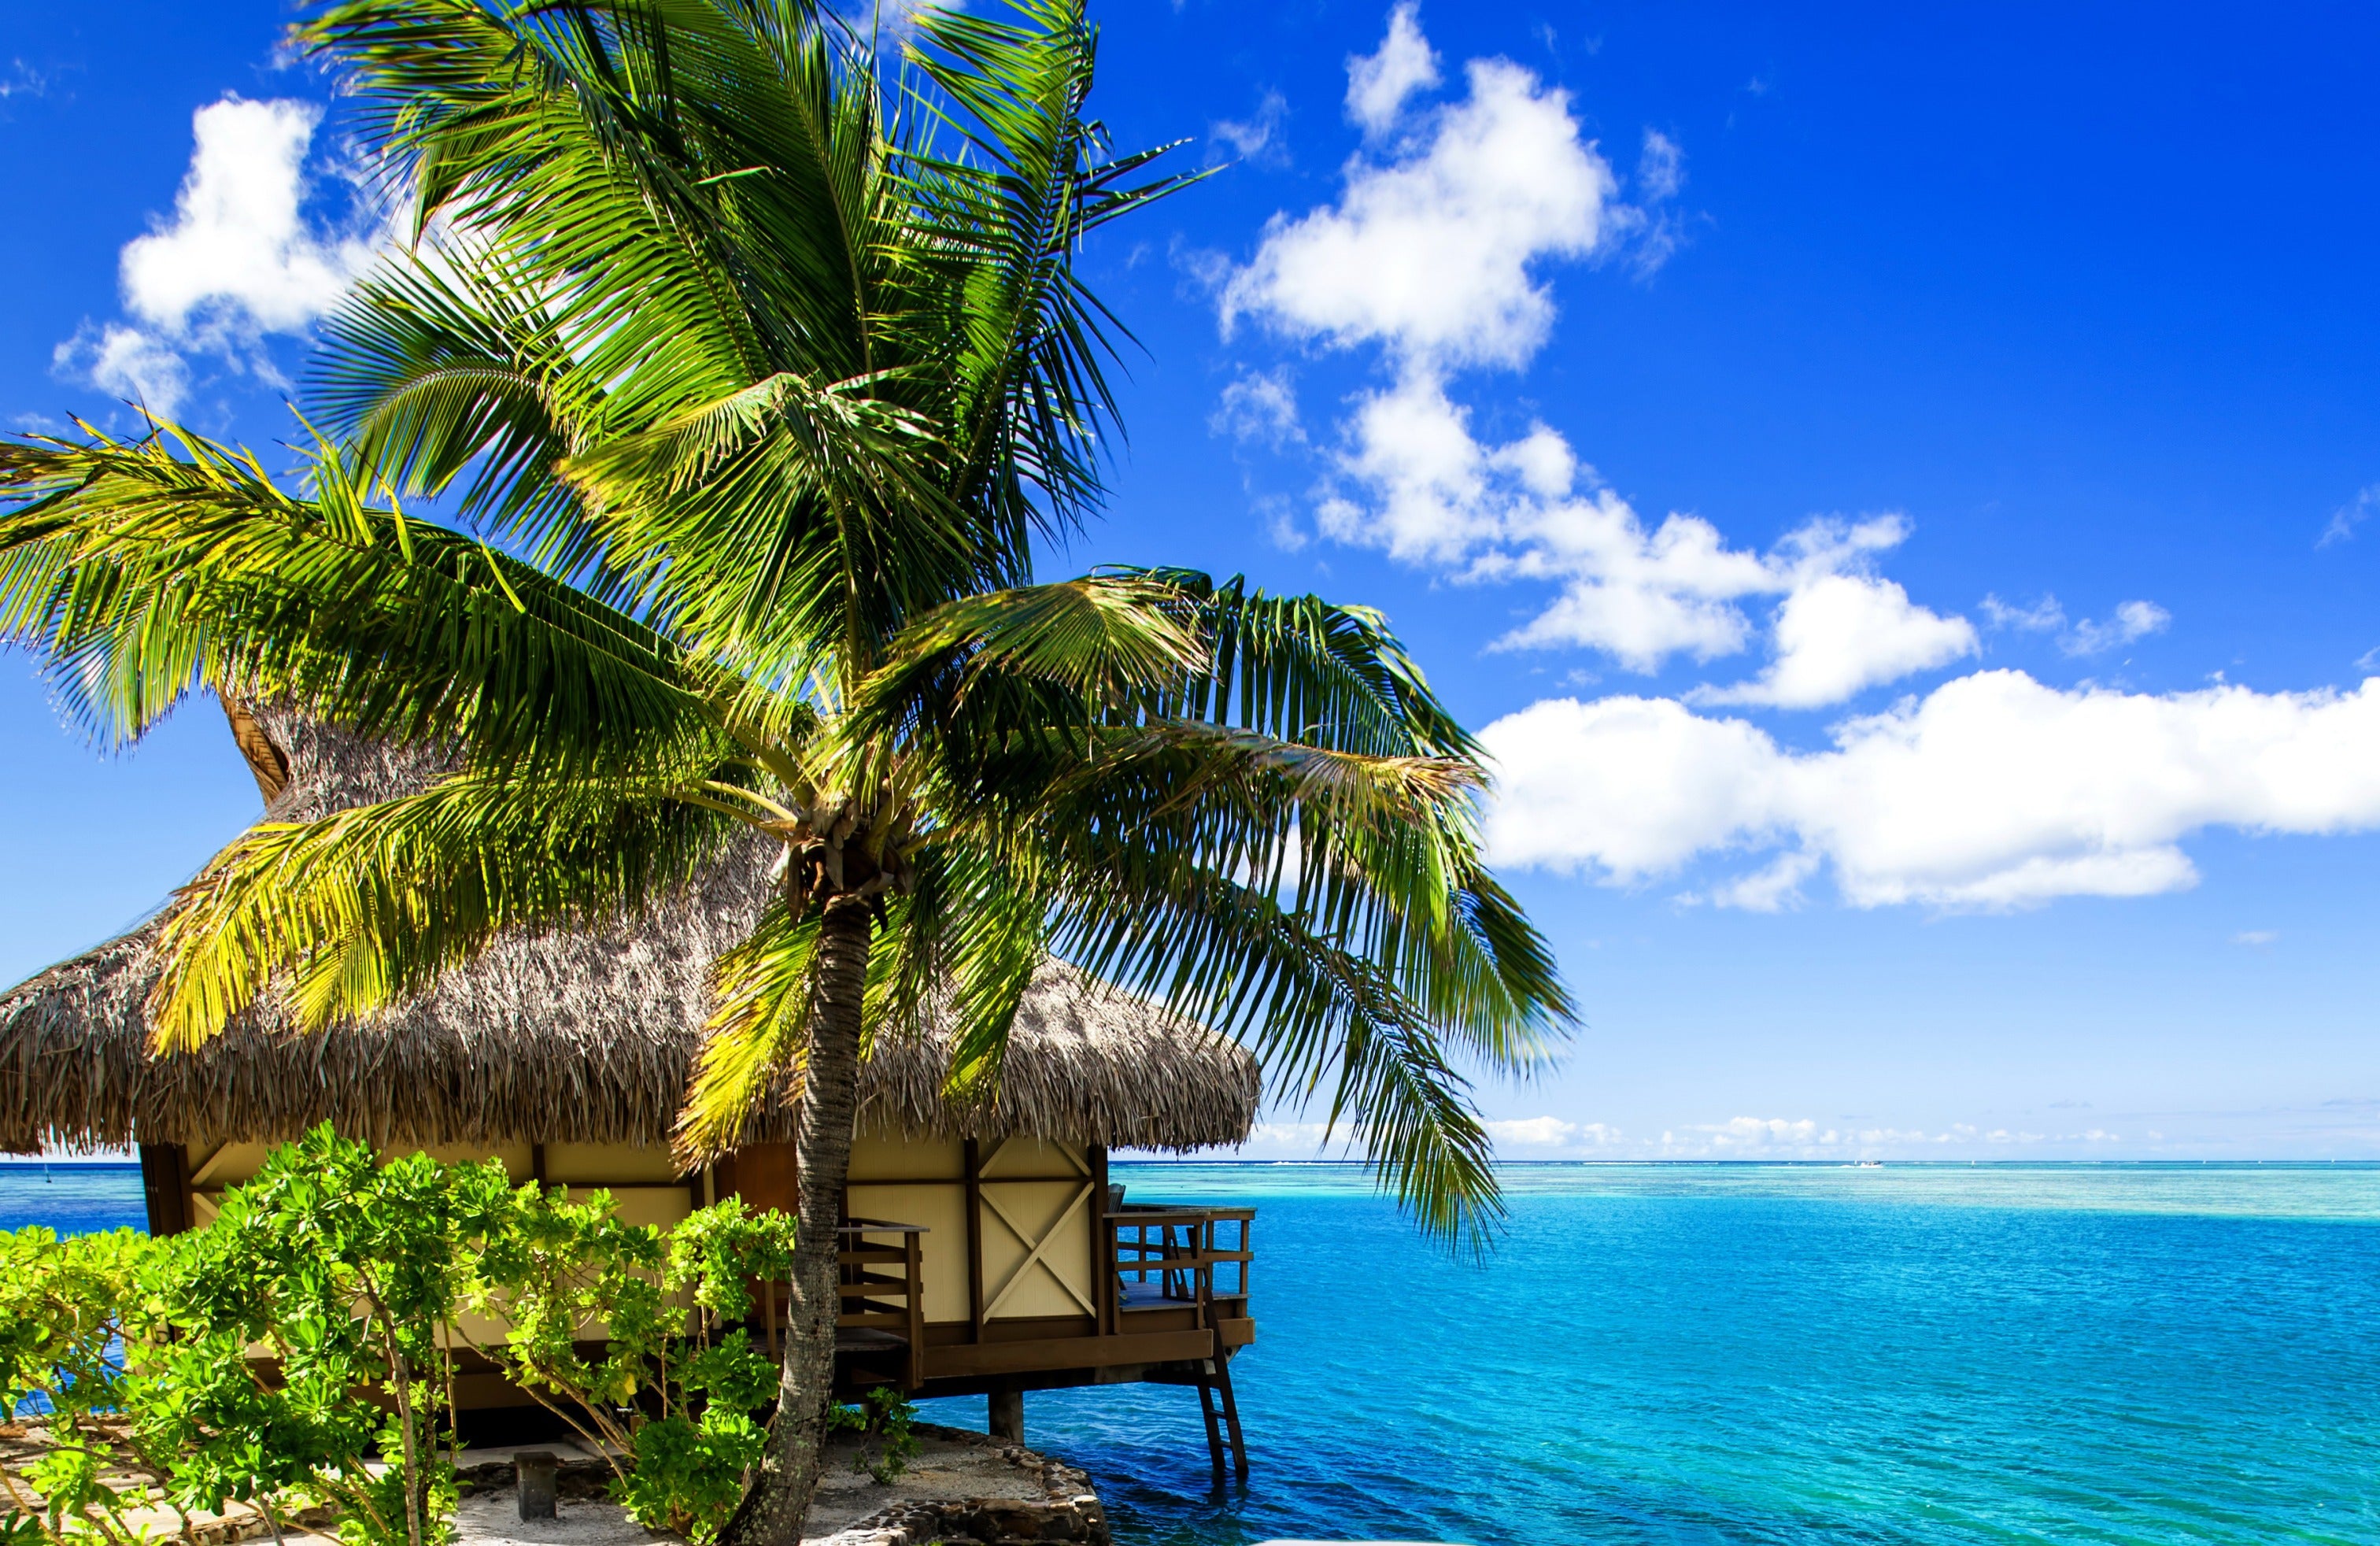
[977, 1163, 2380, 1546]
[10, 1162, 2379, 1544]
[0, 1161, 144, 1234]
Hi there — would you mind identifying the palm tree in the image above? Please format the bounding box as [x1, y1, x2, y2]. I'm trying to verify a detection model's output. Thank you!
[0, 0, 1573, 1537]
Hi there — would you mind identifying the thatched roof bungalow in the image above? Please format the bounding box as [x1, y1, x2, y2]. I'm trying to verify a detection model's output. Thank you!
[0, 705, 1259, 1448]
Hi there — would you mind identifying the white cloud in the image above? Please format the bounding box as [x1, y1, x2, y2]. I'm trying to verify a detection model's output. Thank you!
[1646, 1118, 2137, 1159]
[2062, 599, 2170, 656]
[1485, 486, 1773, 668]
[1226, 56, 1615, 370]
[1484, 1115, 1622, 1152]
[1481, 670, 2380, 909]
[1635, 128, 1684, 201]
[1345, 2, 1440, 137]
[1312, 377, 1968, 697]
[57, 95, 379, 416]
[1211, 89, 1289, 165]
[1980, 592, 2171, 657]
[54, 324, 190, 416]
[120, 98, 372, 335]
[1697, 572, 1977, 709]
[1608, 128, 1688, 274]
[1211, 367, 1303, 447]
[1981, 593, 2065, 632]
[1221, 1121, 1344, 1160]
[1223, 35, 1968, 703]
[2232, 930, 2278, 946]
[1248, 17, 2020, 719]
[1482, 694, 1787, 879]
[1258, 494, 1308, 552]
[2321, 483, 2378, 548]
[0, 61, 47, 101]
[1981, 593, 2171, 656]
[1691, 851, 1820, 912]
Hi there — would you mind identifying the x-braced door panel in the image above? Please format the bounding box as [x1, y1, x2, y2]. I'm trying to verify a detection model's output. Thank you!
[975, 1138, 1097, 1320]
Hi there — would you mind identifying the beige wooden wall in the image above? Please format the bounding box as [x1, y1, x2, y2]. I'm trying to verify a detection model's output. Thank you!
[182, 1139, 700, 1232]
[844, 1132, 1099, 1326]
[182, 1127, 1103, 1334]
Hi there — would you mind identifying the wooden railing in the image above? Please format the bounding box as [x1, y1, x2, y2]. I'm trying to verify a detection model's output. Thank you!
[1109, 1205, 1255, 1328]
[837, 1219, 927, 1389]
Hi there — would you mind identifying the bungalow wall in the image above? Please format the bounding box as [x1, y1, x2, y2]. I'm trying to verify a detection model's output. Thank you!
[136, 1126, 1252, 1404]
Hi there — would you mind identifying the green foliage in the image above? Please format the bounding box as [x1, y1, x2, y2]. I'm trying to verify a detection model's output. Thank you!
[133, 1126, 511, 1546]
[0, 1226, 150, 1426]
[0, 1134, 796, 1546]
[460, 1175, 796, 1544]
[826, 1387, 921, 1485]
[614, 1409, 766, 1546]
[0, 1226, 185, 1546]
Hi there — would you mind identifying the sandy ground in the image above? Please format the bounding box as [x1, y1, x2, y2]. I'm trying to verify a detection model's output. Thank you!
[6, 1422, 1067, 1546]
[433, 1430, 1055, 1546]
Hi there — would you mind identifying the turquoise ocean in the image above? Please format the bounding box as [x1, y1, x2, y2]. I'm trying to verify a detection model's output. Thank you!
[9, 1160, 2378, 1544]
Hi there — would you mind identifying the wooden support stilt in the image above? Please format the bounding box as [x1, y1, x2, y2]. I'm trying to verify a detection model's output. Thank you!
[989, 1385, 1024, 1444]
[1210, 1354, 1249, 1478]
[1193, 1372, 1227, 1478]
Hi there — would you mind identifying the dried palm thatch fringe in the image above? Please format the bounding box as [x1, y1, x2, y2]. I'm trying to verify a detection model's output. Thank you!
[0, 707, 1258, 1156]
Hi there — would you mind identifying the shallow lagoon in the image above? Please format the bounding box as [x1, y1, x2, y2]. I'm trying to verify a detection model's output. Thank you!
[11, 1161, 2378, 1544]
[990, 1163, 2380, 1545]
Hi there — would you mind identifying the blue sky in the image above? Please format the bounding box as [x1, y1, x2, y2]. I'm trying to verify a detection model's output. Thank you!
[4, 1, 2378, 1160]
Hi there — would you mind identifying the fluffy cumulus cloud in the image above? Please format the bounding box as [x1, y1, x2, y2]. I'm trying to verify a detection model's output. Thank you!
[55, 95, 379, 415]
[1226, 54, 1614, 368]
[1698, 570, 1977, 708]
[1484, 1116, 1623, 1152]
[1481, 671, 2380, 909]
[1312, 379, 1972, 694]
[1344, 2, 1441, 139]
[1221, 11, 1976, 706]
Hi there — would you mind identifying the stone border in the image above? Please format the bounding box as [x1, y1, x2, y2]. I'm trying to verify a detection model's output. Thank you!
[808, 1424, 1109, 1546]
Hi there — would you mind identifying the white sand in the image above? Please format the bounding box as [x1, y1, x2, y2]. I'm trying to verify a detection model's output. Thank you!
[435, 1430, 1059, 1546]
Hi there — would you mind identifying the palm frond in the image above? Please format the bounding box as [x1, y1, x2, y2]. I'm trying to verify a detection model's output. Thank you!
[0, 422, 713, 771]
[677, 899, 821, 1165]
[150, 763, 745, 1051]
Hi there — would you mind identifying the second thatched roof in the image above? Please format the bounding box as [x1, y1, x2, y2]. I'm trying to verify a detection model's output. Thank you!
[0, 706, 1258, 1156]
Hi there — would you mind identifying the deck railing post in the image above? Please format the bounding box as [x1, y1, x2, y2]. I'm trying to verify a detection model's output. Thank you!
[905, 1228, 925, 1389]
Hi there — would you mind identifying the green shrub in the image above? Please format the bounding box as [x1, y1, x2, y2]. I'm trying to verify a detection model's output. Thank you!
[0, 1225, 184, 1545]
[0, 1128, 800, 1546]
[132, 1126, 512, 1546]
[464, 1185, 795, 1543]
[827, 1386, 921, 1485]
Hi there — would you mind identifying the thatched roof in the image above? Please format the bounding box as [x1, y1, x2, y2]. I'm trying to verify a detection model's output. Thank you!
[0, 706, 1258, 1157]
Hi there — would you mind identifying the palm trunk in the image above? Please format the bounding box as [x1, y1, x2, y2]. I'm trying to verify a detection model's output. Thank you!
[719, 894, 874, 1546]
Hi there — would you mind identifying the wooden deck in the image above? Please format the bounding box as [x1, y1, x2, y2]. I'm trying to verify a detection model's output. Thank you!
[832, 1199, 1257, 1394]
[830, 1193, 1258, 1477]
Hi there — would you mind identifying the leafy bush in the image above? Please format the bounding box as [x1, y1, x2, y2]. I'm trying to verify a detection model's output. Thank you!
[0, 1226, 187, 1544]
[132, 1127, 508, 1546]
[0, 1128, 800, 1546]
[467, 1187, 795, 1542]
[827, 1386, 922, 1485]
